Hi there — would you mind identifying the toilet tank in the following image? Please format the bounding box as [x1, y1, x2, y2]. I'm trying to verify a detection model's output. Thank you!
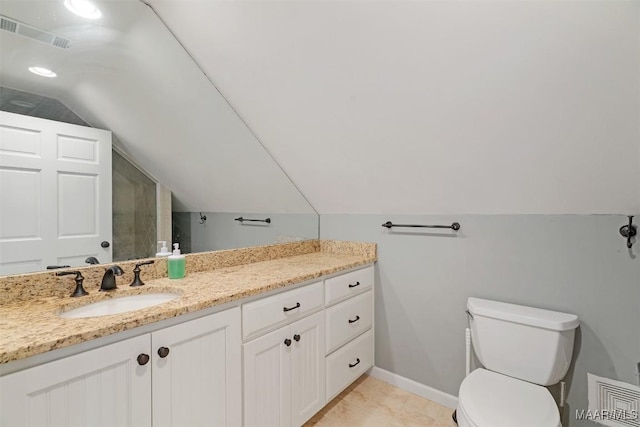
[467, 298, 579, 386]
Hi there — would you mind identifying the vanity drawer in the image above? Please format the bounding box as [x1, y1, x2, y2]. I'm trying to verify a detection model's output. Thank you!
[242, 281, 324, 340]
[324, 266, 373, 306]
[325, 291, 372, 355]
[326, 329, 373, 401]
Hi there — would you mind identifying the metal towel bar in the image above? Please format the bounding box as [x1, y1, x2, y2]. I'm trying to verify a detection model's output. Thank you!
[381, 221, 460, 231]
[235, 217, 271, 224]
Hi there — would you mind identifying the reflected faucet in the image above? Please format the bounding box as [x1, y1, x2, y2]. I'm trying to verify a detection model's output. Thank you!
[100, 265, 124, 291]
[85, 257, 100, 265]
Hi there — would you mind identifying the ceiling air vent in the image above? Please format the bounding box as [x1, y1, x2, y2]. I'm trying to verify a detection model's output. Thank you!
[0, 16, 17, 33]
[52, 37, 70, 49]
[0, 15, 71, 49]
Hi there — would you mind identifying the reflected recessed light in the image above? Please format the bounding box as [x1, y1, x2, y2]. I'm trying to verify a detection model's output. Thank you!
[64, 0, 102, 19]
[9, 100, 37, 108]
[28, 66, 57, 78]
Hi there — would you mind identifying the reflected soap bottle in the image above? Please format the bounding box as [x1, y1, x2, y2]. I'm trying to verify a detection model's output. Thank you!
[168, 243, 186, 279]
[156, 241, 172, 257]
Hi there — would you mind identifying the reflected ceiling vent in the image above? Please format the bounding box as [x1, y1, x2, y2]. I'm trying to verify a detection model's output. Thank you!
[0, 15, 70, 49]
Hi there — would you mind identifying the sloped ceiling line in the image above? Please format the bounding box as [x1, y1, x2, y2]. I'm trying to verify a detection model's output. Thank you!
[142, 0, 319, 214]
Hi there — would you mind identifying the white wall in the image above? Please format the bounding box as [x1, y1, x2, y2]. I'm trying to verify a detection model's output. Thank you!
[150, 0, 640, 215]
[321, 214, 640, 426]
[154, 5, 640, 425]
[190, 212, 318, 252]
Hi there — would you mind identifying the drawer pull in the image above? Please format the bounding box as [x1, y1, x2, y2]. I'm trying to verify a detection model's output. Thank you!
[293, 334, 301, 342]
[283, 302, 301, 312]
[284, 338, 292, 347]
[348, 315, 360, 324]
[348, 281, 361, 288]
[349, 358, 361, 368]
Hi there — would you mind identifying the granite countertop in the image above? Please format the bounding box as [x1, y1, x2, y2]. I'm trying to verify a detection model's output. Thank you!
[0, 240, 376, 364]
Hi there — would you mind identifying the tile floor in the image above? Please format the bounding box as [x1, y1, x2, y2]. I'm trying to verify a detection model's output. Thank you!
[304, 374, 457, 427]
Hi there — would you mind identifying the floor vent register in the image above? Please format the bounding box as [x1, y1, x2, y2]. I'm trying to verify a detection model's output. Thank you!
[587, 373, 640, 427]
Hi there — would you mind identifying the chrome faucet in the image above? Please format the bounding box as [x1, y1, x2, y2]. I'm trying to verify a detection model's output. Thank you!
[100, 265, 124, 291]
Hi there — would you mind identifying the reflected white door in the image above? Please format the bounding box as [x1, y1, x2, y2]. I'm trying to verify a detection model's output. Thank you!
[0, 111, 112, 274]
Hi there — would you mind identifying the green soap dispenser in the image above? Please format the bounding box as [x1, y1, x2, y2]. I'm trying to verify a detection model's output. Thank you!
[168, 243, 186, 279]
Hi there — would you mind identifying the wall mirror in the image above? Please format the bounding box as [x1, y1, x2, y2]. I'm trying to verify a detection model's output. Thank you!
[0, 0, 318, 275]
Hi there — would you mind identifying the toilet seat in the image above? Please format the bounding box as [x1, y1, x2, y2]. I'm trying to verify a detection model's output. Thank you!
[457, 368, 561, 427]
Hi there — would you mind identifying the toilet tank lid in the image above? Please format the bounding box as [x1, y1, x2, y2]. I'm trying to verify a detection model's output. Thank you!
[467, 298, 579, 331]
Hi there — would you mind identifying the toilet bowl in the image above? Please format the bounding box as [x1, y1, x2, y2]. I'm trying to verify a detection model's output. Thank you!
[456, 298, 579, 427]
[456, 368, 561, 427]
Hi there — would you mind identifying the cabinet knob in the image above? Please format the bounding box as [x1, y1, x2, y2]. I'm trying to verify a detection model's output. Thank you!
[157, 347, 170, 358]
[137, 353, 150, 365]
[284, 338, 292, 347]
[101, 241, 110, 248]
[293, 334, 301, 342]
[348, 315, 360, 324]
[348, 281, 360, 288]
[349, 358, 361, 368]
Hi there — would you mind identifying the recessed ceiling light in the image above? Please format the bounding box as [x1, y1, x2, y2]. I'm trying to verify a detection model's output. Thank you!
[9, 100, 37, 108]
[28, 66, 57, 78]
[64, 0, 102, 20]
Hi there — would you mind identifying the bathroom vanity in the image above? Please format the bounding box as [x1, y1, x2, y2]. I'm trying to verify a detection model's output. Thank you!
[0, 240, 376, 427]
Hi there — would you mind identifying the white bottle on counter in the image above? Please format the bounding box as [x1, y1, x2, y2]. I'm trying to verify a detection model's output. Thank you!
[155, 241, 171, 257]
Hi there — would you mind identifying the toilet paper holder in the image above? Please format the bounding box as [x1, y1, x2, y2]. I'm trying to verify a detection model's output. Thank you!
[619, 216, 637, 249]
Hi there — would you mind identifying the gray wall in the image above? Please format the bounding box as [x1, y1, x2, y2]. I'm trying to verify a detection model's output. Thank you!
[320, 214, 640, 426]
[190, 212, 319, 253]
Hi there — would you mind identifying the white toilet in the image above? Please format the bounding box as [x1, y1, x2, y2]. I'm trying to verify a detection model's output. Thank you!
[456, 297, 579, 427]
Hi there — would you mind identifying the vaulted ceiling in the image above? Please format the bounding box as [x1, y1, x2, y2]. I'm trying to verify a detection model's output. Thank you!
[2, 0, 639, 215]
[0, 0, 315, 214]
[148, 0, 640, 214]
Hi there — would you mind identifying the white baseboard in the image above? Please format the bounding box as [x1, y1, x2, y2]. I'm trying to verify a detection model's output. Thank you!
[367, 366, 459, 409]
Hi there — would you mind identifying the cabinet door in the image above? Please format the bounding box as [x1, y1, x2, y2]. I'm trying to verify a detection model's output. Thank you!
[291, 311, 326, 427]
[152, 307, 241, 427]
[243, 325, 292, 427]
[0, 335, 151, 427]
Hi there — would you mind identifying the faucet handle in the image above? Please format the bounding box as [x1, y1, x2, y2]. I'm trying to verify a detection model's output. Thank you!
[56, 271, 88, 297]
[130, 260, 155, 287]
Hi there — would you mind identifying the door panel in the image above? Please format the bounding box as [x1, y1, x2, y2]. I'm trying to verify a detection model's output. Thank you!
[0, 111, 112, 274]
[291, 311, 326, 426]
[152, 308, 241, 427]
[244, 325, 292, 427]
[0, 335, 151, 427]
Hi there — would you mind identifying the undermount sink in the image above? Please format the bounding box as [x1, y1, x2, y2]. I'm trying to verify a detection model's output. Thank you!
[59, 293, 180, 319]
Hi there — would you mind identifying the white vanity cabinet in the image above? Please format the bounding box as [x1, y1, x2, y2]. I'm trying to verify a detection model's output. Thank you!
[243, 282, 326, 427]
[0, 334, 152, 427]
[324, 266, 375, 401]
[0, 307, 241, 427]
[0, 263, 375, 427]
[152, 307, 241, 427]
[243, 265, 375, 427]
